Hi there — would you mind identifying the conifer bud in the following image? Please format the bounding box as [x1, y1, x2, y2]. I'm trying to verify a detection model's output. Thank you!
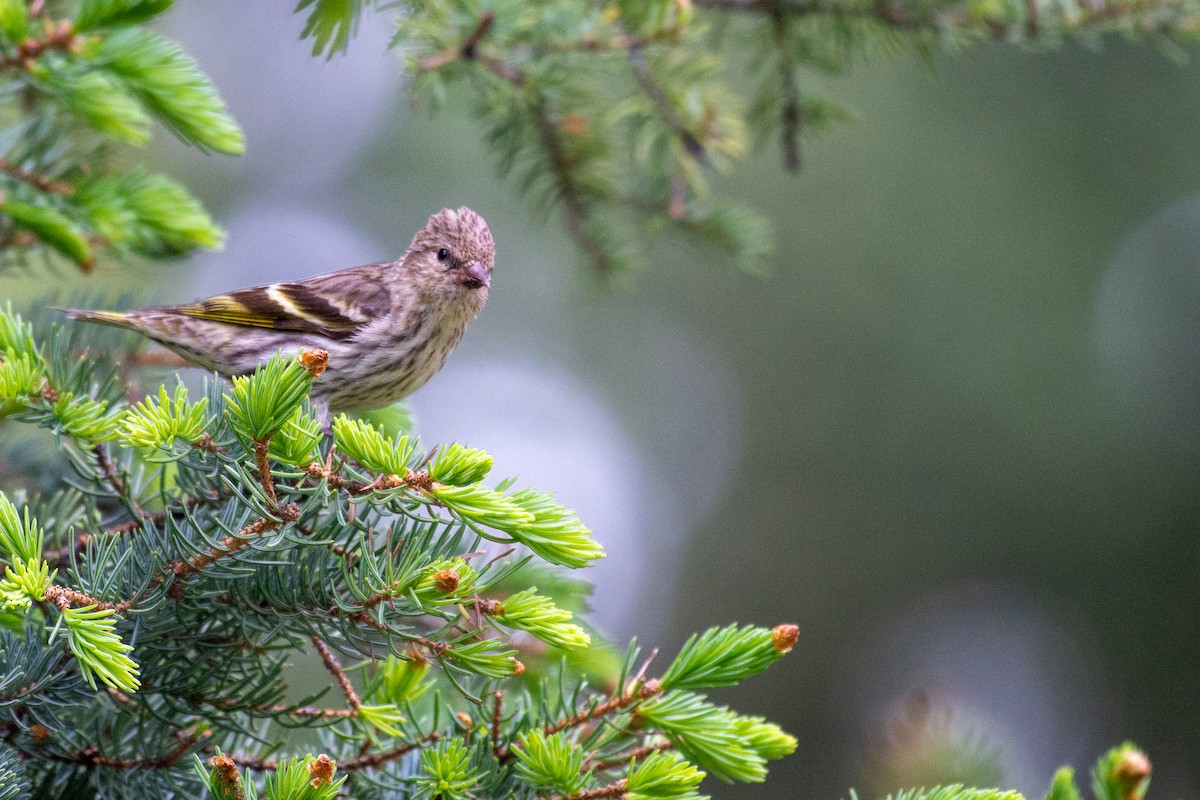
[1114, 748, 1151, 800]
[299, 348, 328, 378]
[433, 569, 459, 593]
[771, 624, 799, 653]
[307, 754, 336, 787]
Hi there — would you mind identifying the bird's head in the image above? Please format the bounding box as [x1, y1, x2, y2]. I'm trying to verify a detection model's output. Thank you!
[403, 207, 495, 309]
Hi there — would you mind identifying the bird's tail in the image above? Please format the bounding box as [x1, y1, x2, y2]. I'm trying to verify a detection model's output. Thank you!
[60, 308, 139, 332]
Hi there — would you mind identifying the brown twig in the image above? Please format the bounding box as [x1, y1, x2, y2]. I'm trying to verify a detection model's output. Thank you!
[692, 0, 1191, 36]
[0, 19, 78, 71]
[42, 584, 115, 612]
[223, 732, 445, 773]
[94, 444, 135, 511]
[770, 7, 802, 171]
[43, 492, 222, 568]
[417, 11, 527, 85]
[585, 741, 676, 772]
[172, 504, 300, 580]
[311, 635, 361, 711]
[496, 679, 663, 761]
[542, 780, 629, 800]
[0, 157, 74, 195]
[252, 437, 277, 508]
[26, 730, 205, 770]
[625, 41, 708, 165]
[491, 690, 504, 754]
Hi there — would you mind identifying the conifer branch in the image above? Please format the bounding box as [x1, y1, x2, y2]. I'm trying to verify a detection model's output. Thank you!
[171, 504, 301, 580]
[586, 741, 676, 772]
[543, 780, 629, 800]
[311, 635, 361, 711]
[42, 583, 116, 612]
[0, 157, 74, 195]
[625, 44, 708, 165]
[0, 18, 77, 72]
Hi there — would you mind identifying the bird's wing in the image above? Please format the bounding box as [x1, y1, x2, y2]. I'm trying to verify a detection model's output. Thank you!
[174, 264, 393, 341]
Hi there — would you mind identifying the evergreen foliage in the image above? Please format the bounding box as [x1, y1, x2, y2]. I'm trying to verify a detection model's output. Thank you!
[0, 2, 1173, 797]
[0, 0, 239, 272]
[296, 0, 1200, 275]
[0, 315, 802, 797]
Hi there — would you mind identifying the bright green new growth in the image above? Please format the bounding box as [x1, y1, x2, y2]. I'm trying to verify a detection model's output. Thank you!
[660, 623, 787, 690]
[506, 487, 605, 568]
[415, 739, 481, 800]
[225, 352, 316, 441]
[882, 788, 1025, 800]
[626, 750, 708, 800]
[332, 414, 416, 474]
[638, 691, 781, 783]
[368, 653, 432, 706]
[489, 587, 590, 650]
[0, 553, 51, 612]
[0, 492, 41, 565]
[262, 754, 345, 800]
[57, 604, 140, 692]
[512, 730, 589, 795]
[430, 442, 494, 486]
[0, 0, 238, 271]
[119, 383, 209, 456]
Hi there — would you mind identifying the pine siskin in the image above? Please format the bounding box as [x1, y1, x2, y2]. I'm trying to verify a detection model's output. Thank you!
[69, 207, 494, 412]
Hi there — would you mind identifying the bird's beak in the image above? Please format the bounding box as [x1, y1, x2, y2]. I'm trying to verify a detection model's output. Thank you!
[461, 260, 490, 289]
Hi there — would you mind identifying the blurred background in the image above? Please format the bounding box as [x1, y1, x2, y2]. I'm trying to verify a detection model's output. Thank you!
[7, 3, 1200, 797]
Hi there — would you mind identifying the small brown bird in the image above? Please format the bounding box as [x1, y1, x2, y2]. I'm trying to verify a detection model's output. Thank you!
[69, 207, 494, 412]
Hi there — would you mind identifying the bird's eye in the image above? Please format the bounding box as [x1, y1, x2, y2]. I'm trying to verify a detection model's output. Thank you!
[437, 248, 450, 262]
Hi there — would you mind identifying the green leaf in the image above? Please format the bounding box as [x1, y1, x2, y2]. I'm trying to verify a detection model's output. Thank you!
[414, 738, 480, 800]
[268, 406, 323, 466]
[441, 638, 520, 679]
[733, 716, 797, 761]
[661, 624, 787, 691]
[512, 730, 588, 795]
[58, 604, 141, 693]
[637, 692, 766, 783]
[0, 354, 44, 414]
[1047, 767, 1082, 800]
[90, 29, 244, 154]
[119, 383, 209, 457]
[49, 392, 122, 442]
[76, 0, 174, 31]
[883, 788, 1025, 800]
[120, 171, 225, 250]
[0, 744, 27, 800]
[429, 443, 494, 486]
[0, 556, 53, 611]
[295, 0, 369, 58]
[505, 488, 605, 569]
[0, 492, 43, 564]
[488, 588, 590, 650]
[0, 0, 29, 42]
[357, 703, 405, 738]
[1091, 744, 1150, 800]
[0, 199, 92, 267]
[369, 654, 432, 706]
[79, 171, 225, 253]
[332, 415, 416, 475]
[39, 66, 153, 145]
[626, 750, 708, 800]
[225, 352, 315, 442]
[0, 304, 42, 363]
[433, 483, 535, 532]
[262, 754, 344, 799]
